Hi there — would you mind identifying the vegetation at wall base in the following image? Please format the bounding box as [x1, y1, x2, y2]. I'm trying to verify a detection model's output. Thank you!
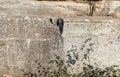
[21, 38, 120, 77]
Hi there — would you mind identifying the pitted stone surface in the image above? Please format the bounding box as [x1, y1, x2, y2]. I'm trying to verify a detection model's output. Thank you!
[0, 16, 120, 76]
[63, 16, 120, 73]
[0, 16, 63, 76]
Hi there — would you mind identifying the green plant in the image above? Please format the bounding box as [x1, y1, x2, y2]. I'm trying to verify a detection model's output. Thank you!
[80, 38, 120, 77]
[21, 38, 120, 77]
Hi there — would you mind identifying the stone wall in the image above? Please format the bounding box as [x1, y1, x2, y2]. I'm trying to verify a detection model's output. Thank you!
[0, 1, 120, 76]
[63, 16, 120, 73]
[0, 16, 120, 76]
[0, 16, 63, 76]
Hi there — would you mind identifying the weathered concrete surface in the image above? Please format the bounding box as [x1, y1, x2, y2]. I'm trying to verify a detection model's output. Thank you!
[0, 0, 120, 76]
[63, 16, 120, 73]
[0, 16, 64, 76]
[0, 16, 120, 76]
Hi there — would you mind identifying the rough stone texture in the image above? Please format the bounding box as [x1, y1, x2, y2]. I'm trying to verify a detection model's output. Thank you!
[106, 1, 120, 14]
[0, 1, 120, 17]
[0, 16, 64, 76]
[63, 16, 120, 73]
[0, 0, 120, 76]
[0, 16, 120, 76]
[0, 1, 89, 16]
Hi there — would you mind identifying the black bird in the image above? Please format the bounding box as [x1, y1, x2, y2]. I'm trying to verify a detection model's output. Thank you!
[56, 18, 64, 34]
[49, 18, 64, 34]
